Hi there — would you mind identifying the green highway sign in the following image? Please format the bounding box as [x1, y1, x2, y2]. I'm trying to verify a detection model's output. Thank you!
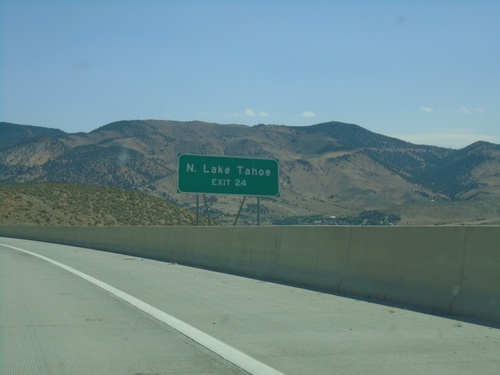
[178, 154, 279, 197]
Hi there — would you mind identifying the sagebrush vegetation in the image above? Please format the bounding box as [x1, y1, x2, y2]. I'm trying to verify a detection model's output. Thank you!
[2, 120, 500, 225]
[0, 182, 209, 226]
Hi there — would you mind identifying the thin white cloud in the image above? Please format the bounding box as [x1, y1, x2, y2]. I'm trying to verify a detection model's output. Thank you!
[302, 111, 316, 117]
[420, 106, 434, 113]
[420, 106, 486, 116]
[244, 108, 270, 117]
[245, 108, 256, 117]
[199, 109, 269, 119]
[458, 106, 485, 115]
[458, 106, 471, 115]
[394, 131, 500, 149]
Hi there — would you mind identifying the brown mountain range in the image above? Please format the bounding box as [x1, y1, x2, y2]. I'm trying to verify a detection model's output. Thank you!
[1, 120, 499, 225]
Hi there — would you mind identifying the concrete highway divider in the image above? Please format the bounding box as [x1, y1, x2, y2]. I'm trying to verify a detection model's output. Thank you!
[339, 226, 467, 314]
[449, 227, 500, 321]
[0, 225, 498, 324]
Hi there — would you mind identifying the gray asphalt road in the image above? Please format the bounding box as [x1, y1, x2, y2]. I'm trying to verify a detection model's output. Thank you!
[1, 237, 499, 375]
[0, 240, 253, 375]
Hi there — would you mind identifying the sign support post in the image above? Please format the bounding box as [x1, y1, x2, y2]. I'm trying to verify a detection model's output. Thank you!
[196, 194, 199, 226]
[203, 194, 212, 226]
[257, 197, 260, 226]
[233, 196, 246, 226]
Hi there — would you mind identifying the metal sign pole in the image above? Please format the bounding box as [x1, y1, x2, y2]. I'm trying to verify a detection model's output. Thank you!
[196, 194, 199, 226]
[203, 194, 212, 226]
[233, 196, 247, 226]
[257, 197, 260, 226]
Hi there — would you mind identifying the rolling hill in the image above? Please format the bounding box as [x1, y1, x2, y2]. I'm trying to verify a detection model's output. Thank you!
[0, 182, 208, 226]
[1, 120, 499, 225]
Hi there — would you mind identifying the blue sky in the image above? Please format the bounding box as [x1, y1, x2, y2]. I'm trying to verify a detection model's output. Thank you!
[1, 0, 499, 148]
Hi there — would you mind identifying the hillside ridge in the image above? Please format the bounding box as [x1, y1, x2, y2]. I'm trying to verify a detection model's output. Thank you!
[1, 120, 499, 225]
[0, 182, 208, 226]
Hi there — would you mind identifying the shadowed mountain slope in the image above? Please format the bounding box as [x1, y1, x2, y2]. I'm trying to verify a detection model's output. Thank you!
[1, 120, 499, 225]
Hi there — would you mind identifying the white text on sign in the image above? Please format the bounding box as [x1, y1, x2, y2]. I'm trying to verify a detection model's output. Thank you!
[186, 163, 272, 177]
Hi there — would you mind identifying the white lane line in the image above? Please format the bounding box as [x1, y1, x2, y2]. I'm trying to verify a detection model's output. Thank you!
[2, 243, 285, 375]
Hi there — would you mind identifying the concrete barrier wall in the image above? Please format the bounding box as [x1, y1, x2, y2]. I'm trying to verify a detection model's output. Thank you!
[339, 227, 467, 313]
[1, 225, 498, 324]
[451, 227, 500, 322]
